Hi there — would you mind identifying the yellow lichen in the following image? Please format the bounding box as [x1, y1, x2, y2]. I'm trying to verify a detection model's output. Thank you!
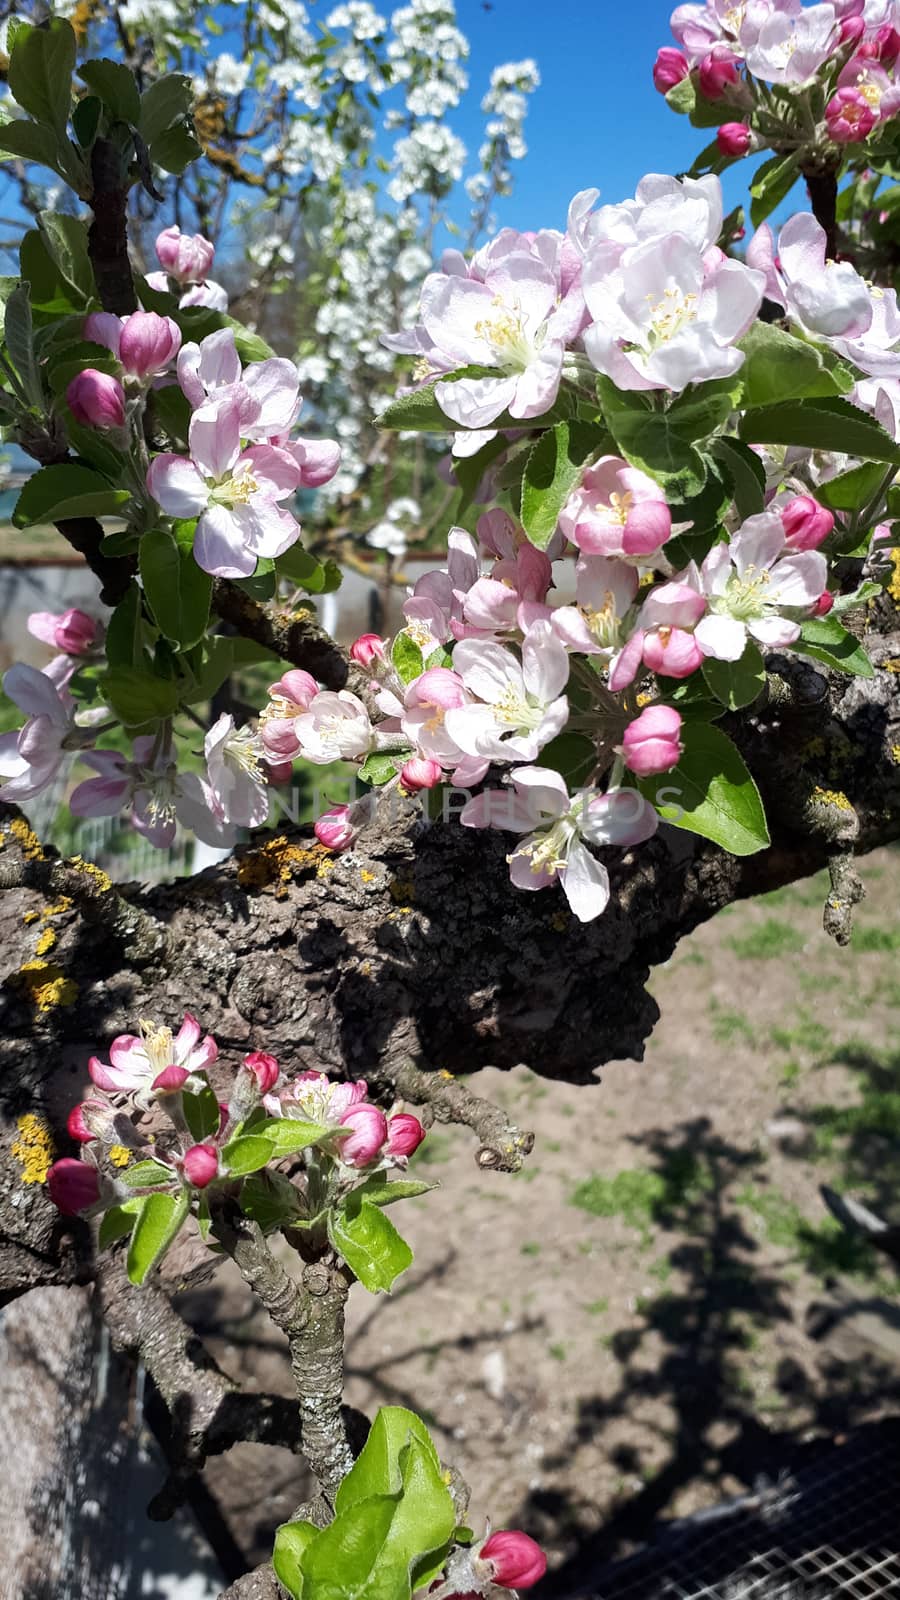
[237, 835, 332, 897]
[360, 869, 375, 883]
[22, 910, 40, 926]
[812, 786, 854, 812]
[67, 856, 112, 893]
[34, 927, 57, 957]
[889, 547, 900, 605]
[15, 961, 78, 1012]
[11, 1113, 53, 1185]
[892, 743, 900, 765]
[43, 896, 72, 919]
[438, 1069, 454, 1080]
[108, 1144, 131, 1169]
[635, 692, 654, 708]
[6, 817, 44, 861]
[884, 658, 900, 674]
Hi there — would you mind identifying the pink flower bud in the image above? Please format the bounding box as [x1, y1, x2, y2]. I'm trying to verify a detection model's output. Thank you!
[338, 1103, 388, 1167]
[876, 23, 900, 62]
[839, 14, 866, 43]
[296, 438, 341, 488]
[66, 369, 126, 429]
[118, 310, 181, 378]
[48, 1157, 100, 1216]
[653, 46, 690, 93]
[622, 704, 683, 776]
[265, 758, 294, 783]
[28, 607, 99, 655]
[780, 494, 834, 551]
[183, 1144, 219, 1187]
[350, 633, 388, 670]
[152, 1064, 191, 1092]
[155, 224, 215, 284]
[813, 589, 835, 616]
[643, 626, 704, 679]
[698, 46, 739, 99]
[84, 311, 123, 357]
[717, 122, 752, 156]
[825, 86, 877, 142]
[315, 804, 357, 852]
[386, 1112, 426, 1157]
[854, 38, 880, 57]
[244, 1051, 280, 1093]
[68, 1103, 97, 1143]
[480, 1531, 547, 1590]
[400, 757, 442, 792]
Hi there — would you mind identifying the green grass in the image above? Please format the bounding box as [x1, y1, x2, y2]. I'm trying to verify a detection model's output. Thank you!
[571, 1152, 711, 1244]
[734, 1183, 877, 1278]
[728, 918, 806, 960]
[708, 1001, 755, 1046]
[548, 1342, 567, 1362]
[584, 1297, 609, 1315]
[520, 1241, 541, 1256]
[851, 925, 900, 952]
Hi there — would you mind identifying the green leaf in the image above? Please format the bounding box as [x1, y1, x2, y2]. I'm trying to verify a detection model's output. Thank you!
[78, 59, 141, 125]
[328, 1199, 413, 1293]
[740, 397, 900, 464]
[72, 95, 102, 149]
[105, 583, 144, 668]
[359, 752, 401, 787]
[737, 322, 852, 408]
[149, 381, 191, 447]
[240, 1170, 303, 1234]
[336, 1407, 443, 1512]
[298, 1495, 403, 1600]
[701, 643, 766, 710]
[98, 1199, 143, 1248]
[13, 464, 129, 527]
[121, 1158, 178, 1189]
[8, 17, 76, 136]
[273, 1519, 319, 1599]
[4, 282, 42, 406]
[39, 211, 94, 302]
[254, 1118, 328, 1156]
[104, 664, 181, 726]
[183, 1082, 222, 1144]
[710, 436, 765, 520]
[140, 527, 212, 651]
[0, 118, 69, 176]
[150, 122, 202, 175]
[665, 377, 743, 441]
[665, 76, 696, 116]
[452, 430, 510, 509]
[126, 1188, 189, 1284]
[221, 1134, 277, 1176]
[749, 150, 801, 228]
[354, 1177, 435, 1207]
[520, 420, 606, 550]
[597, 377, 708, 499]
[139, 74, 194, 143]
[815, 461, 887, 513]
[535, 729, 596, 787]
[391, 631, 424, 686]
[795, 615, 874, 676]
[638, 721, 770, 855]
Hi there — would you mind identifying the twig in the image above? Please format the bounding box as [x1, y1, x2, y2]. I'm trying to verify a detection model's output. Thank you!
[211, 580, 353, 689]
[385, 1057, 535, 1173]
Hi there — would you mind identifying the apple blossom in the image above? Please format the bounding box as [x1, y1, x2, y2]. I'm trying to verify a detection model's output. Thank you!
[294, 690, 375, 763]
[400, 756, 443, 791]
[0, 664, 80, 803]
[551, 556, 639, 657]
[692, 512, 828, 659]
[826, 84, 879, 139]
[205, 714, 270, 829]
[270, 1070, 368, 1126]
[314, 796, 376, 851]
[156, 224, 216, 284]
[461, 766, 658, 922]
[147, 392, 304, 577]
[622, 705, 684, 776]
[259, 669, 320, 760]
[400, 667, 478, 771]
[443, 622, 569, 764]
[350, 633, 389, 669]
[27, 608, 101, 656]
[609, 582, 707, 689]
[86, 310, 181, 377]
[88, 1014, 218, 1102]
[244, 1052, 281, 1094]
[814, 589, 836, 615]
[66, 369, 126, 429]
[153, 1065, 191, 1092]
[47, 1158, 101, 1217]
[740, 2, 839, 84]
[574, 172, 725, 265]
[717, 121, 752, 154]
[559, 457, 672, 559]
[583, 233, 764, 392]
[69, 740, 238, 850]
[698, 44, 740, 97]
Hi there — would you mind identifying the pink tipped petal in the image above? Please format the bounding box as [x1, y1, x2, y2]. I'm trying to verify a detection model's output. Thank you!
[147, 453, 208, 517]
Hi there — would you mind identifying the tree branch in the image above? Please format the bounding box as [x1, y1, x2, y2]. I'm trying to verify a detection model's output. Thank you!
[211, 581, 353, 688]
[385, 1057, 534, 1172]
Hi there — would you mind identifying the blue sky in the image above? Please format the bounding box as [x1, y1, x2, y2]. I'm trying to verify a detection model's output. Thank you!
[448, 0, 802, 235]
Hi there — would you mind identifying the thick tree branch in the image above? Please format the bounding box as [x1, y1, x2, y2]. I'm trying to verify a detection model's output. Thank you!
[211, 580, 353, 688]
[88, 137, 138, 316]
[803, 160, 840, 257]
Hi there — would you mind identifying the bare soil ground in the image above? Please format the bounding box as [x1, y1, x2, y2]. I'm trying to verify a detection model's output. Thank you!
[179, 846, 900, 1586]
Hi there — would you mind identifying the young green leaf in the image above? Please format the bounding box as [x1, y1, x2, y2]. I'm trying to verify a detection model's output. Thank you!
[8, 17, 76, 136]
[13, 464, 129, 527]
[737, 322, 852, 408]
[328, 1199, 413, 1292]
[263, 1120, 328, 1156]
[104, 664, 181, 725]
[749, 150, 801, 227]
[795, 615, 874, 676]
[182, 1082, 222, 1144]
[126, 1188, 189, 1285]
[710, 436, 766, 520]
[105, 583, 144, 669]
[520, 420, 607, 549]
[597, 378, 708, 500]
[359, 752, 402, 786]
[140, 527, 212, 651]
[740, 397, 900, 464]
[273, 1519, 320, 1599]
[4, 282, 43, 407]
[221, 1134, 277, 1176]
[78, 59, 141, 125]
[354, 1177, 436, 1207]
[391, 631, 425, 686]
[701, 643, 766, 710]
[139, 74, 194, 143]
[98, 1199, 143, 1249]
[638, 721, 770, 855]
[240, 1170, 303, 1234]
[335, 1406, 444, 1512]
[121, 1158, 178, 1189]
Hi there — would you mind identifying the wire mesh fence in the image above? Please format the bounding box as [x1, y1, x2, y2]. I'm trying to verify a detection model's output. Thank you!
[581, 1422, 900, 1600]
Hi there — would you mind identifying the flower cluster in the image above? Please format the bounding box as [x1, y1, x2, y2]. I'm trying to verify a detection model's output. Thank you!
[47, 1010, 426, 1257]
[653, 0, 900, 165]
